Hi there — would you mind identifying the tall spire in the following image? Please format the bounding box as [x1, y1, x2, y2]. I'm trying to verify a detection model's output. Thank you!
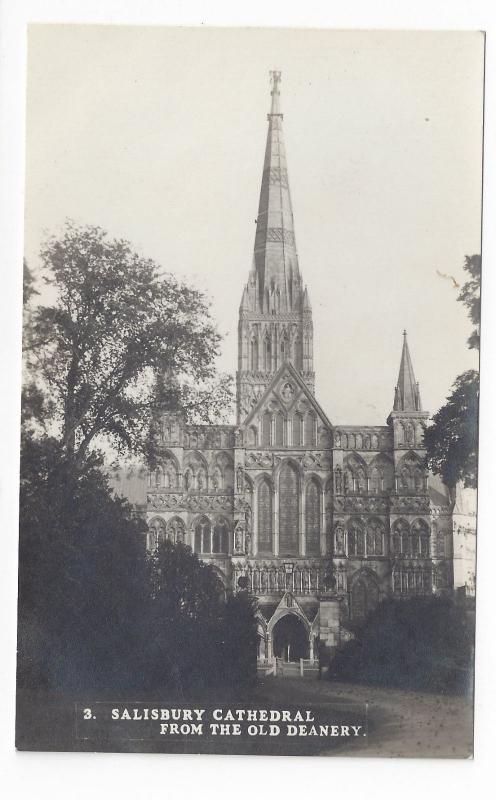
[248, 70, 303, 314]
[237, 73, 315, 422]
[393, 331, 422, 412]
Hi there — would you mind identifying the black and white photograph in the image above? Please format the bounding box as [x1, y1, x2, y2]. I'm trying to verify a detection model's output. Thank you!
[6, 21, 486, 765]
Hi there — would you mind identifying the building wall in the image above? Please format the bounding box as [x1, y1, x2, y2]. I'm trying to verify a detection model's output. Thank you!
[140, 395, 455, 638]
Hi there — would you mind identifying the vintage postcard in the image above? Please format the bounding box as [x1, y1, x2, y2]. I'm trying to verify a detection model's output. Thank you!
[16, 26, 483, 757]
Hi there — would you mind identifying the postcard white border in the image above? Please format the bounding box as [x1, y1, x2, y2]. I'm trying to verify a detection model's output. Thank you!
[1, 2, 494, 798]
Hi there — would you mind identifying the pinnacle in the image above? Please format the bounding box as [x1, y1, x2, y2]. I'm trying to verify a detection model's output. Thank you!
[393, 332, 422, 412]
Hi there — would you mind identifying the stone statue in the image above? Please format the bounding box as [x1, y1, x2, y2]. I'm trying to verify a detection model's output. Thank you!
[234, 523, 245, 553]
[323, 560, 337, 592]
[236, 465, 244, 492]
[281, 382, 294, 403]
[335, 525, 345, 555]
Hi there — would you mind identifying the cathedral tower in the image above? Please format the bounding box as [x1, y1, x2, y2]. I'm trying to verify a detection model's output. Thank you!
[237, 71, 315, 423]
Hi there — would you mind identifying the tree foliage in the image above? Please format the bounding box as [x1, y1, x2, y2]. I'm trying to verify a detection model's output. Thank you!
[25, 221, 233, 466]
[17, 445, 257, 697]
[330, 596, 474, 694]
[457, 254, 481, 351]
[425, 255, 480, 489]
[424, 370, 479, 489]
[18, 437, 149, 694]
[17, 222, 255, 709]
[137, 541, 258, 692]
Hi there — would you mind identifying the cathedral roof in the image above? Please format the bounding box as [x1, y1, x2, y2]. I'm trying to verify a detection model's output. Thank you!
[393, 331, 423, 412]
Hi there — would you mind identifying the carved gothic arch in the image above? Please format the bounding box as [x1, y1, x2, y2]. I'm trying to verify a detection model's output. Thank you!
[213, 450, 234, 468]
[273, 455, 303, 483]
[392, 516, 411, 532]
[369, 452, 394, 469]
[190, 513, 211, 532]
[255, 610, 268, 635]
[398, 449, 423, 467]
[254, 472, 274, 491]
[348, 566, 381, 590]
[184, 449, 208, 471]
[344, 451, 368, 470]
[148, 515, 167, 531]
[267, 606, 311, 635]
[303, 472, 324, 492]
[411, 517, 430, 533]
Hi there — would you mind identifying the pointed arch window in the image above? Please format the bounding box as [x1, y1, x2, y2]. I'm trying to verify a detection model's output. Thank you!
[194, 516, 211, 554]
[292, 413, 303, 446]
[274, 413, 284, 446]
[304, 412, 316, 446]
[149, 518, 166, 549]
[258, 479, 273, 555]
[366, 519, 384, 556]
[166, 517, 185, 544]
[250, 337, 259, 371]
[305, 479, 320, 556]
[279, 463, 299, 556]
[262, 411, 271, 446]
[348, 520, 365, 557]
[264, 336, 272, 371]
[213, 519, 229, 554]
[412, 519, 430, 557]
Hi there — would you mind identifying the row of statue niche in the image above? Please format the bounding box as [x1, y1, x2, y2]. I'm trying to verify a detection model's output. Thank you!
[334, 431, 389, 450]
[183, 467, 233, 492]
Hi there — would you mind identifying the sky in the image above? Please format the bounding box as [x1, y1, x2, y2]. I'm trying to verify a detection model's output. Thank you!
[25, 25, 483, 425]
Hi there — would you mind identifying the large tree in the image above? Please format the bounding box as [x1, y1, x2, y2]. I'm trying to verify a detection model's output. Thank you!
[24, 221, 233, 467]
[17, 222, 256, 715]
[425, 255, 480, 489]
[17, 436, 149, 695]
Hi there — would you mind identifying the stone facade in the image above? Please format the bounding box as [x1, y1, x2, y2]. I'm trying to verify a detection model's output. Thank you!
[114, 73, 473, 669]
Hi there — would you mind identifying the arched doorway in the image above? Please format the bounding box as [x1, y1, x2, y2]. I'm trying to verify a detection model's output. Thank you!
[272, 614, 309, 662]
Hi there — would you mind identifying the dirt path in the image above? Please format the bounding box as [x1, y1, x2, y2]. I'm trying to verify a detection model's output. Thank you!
[16, 680, 473, 758]
[254, 678, 473, 758]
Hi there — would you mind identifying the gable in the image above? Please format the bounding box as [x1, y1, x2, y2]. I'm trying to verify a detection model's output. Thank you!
[242, 362, 332, 434]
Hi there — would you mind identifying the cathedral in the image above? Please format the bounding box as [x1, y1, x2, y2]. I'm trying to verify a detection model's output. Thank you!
[112, 72, 475, 672]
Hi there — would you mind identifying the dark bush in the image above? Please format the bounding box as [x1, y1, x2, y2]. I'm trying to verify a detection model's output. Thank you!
[329, 596, 474, 694]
